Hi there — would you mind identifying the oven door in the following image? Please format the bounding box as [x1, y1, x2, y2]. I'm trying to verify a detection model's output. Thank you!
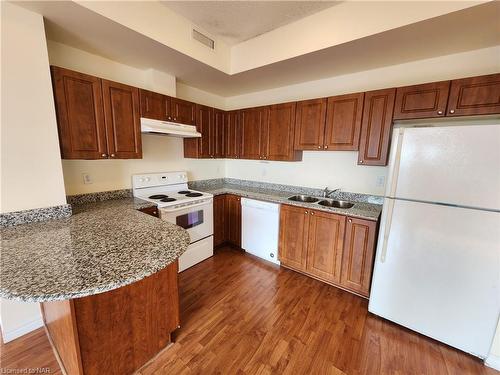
[159, 199, 213, 243]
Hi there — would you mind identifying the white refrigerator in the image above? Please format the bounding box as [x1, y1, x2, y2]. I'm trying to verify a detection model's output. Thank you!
[368, 121, 500, 359]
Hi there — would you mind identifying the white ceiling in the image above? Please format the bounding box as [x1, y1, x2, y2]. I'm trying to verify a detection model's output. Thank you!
[15, 1, 500, 97]
[161, 1, 338, 45]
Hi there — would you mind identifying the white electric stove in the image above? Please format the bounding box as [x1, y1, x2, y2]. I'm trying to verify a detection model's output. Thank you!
[132, 172, 214, 272]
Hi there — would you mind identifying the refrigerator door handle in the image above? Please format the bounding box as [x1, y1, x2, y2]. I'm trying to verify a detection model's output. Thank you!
[388, 128, 405, 198]
[380, 198, 395, 263]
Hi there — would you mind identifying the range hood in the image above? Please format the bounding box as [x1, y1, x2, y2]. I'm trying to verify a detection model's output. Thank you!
[140, 117, 201, 138]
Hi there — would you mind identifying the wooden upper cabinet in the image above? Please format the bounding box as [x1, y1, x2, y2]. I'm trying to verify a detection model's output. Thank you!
[51, 66, 108, 159]
[324, 93, 364, 151]
[358, 88, 396, 166]
[213, 109, 225, 158]
[139, 89, 168, 121]
[279, 204, 309, 271]
[341, 217, 377, 297]
[224, 110, 241, 159]
[225, 194, 241, 247]
[447, 73, 500, 116]
[101, 80, 142, 159]
[197, 104, 214, 158]
[266, 103, 302, 161]
[294, 98, 327, 150]
[170, 97, 196, 125]
[393, 81, 450, 120]
[240, 106, 269, 160]
[306, 210, 346, 284]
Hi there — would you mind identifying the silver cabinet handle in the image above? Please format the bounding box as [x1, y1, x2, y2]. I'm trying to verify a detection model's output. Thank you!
[437, 110, 443, 115]
[449, 109, 455, 114]
[359, 160, 364, 164]
[324, 145, 328, 149]
[168, 116, 172, 120]
[174, 117, 177, 121]
[305, 211, 308, 214]
[101, 153, 107, 158]
[110, 154, 115, 158]
[311, 212, 314, 215]
[348, 218, 352, 223]
[317, 146, 321, 149]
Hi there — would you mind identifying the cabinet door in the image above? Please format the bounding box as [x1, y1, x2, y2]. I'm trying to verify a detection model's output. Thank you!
[225, 195, 241, 247]
[240, 107, 268, 160]
[341, 217, 377, 297]
[267, 103, 302, 161]
[51, 66, 107, 159]
[101, 79, 142, 159]
[139, 89, 168, 121]
[213, 194, 226, 247]
[278, 204, 309, 271]
[324, 93, 364, 151]
[358, 88, 395, 166]
[197, 104, 214, 158]
[306, 210, 345, 284]
[213, 109, 225, 158]
[224, 110, 241, 158]
[294, 98, 327, 150]
[170, 97, 196, 125]
[393, 81, 450, 120]
[447, 74, 500, 116]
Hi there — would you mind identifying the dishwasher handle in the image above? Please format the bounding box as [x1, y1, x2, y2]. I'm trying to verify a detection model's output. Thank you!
[240, 198, 280, 212]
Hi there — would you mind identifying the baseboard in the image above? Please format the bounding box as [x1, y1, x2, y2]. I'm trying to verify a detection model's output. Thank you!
[485, 353, 500, 371]
[1, 317, 44, 343]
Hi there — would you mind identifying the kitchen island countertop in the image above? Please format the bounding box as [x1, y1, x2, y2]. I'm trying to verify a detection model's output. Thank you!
[0, 198, 190, 302]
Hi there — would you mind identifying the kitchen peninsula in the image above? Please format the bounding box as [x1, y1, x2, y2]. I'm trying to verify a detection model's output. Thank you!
[0, 198, 190, 375]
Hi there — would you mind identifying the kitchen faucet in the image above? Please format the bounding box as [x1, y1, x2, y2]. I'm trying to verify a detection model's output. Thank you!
[323, 187, 341, 198]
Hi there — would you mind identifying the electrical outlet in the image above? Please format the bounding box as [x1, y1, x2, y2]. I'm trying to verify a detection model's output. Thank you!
[82, 173, 93, 184]
[376, 175, 386, 188]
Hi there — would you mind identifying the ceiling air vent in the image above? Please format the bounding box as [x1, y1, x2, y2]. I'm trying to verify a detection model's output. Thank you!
[192, 29, 215, 50]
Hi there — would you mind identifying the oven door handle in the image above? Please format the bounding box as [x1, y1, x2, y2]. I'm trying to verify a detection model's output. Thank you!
[160, 199, 212, 213]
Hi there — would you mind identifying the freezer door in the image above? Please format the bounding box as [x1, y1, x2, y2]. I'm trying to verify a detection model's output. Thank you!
[369, 198, 500, 358]
[387, 124, 500, 210]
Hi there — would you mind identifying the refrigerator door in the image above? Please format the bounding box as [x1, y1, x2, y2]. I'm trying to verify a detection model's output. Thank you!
[387, 124, 500, 210]
[369, 198, 500, 358]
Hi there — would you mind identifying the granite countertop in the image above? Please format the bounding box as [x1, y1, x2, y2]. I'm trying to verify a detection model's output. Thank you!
[0, 198, 190, 303]
[196, 183, 382, 221]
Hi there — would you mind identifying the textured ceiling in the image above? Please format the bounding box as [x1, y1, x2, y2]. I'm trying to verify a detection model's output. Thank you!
[161, 1, 338, 45]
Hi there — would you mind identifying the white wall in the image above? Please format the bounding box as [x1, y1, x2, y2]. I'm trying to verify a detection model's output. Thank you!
[225, 46, 500, 195]
[47, 41, 225, 195]
[0, 2, 67, 342]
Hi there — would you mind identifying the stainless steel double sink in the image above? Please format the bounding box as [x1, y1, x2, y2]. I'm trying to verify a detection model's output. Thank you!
[287, 195, 355, 209]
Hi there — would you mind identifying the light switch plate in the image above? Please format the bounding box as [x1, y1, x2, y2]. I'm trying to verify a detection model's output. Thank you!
[82, 173, 93, 184]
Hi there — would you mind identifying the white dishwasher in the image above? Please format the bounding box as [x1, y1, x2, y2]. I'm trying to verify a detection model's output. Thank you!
[241, 198, 280, 265]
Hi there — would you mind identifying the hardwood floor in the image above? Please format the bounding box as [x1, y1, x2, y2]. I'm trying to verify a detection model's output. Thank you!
[1, 246, 497, 375]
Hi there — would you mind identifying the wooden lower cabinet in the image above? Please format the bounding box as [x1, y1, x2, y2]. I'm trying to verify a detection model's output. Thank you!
[213, 194, 226, 247]
[278, 204, 309, 270]
[341, 217, 377, 297]
[40, 262, 179, 375]
[213, 194, 241, 248]
[278, 204, 378, 298]
[306, 211, 345, 284]
[225, 194, 241, 247]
